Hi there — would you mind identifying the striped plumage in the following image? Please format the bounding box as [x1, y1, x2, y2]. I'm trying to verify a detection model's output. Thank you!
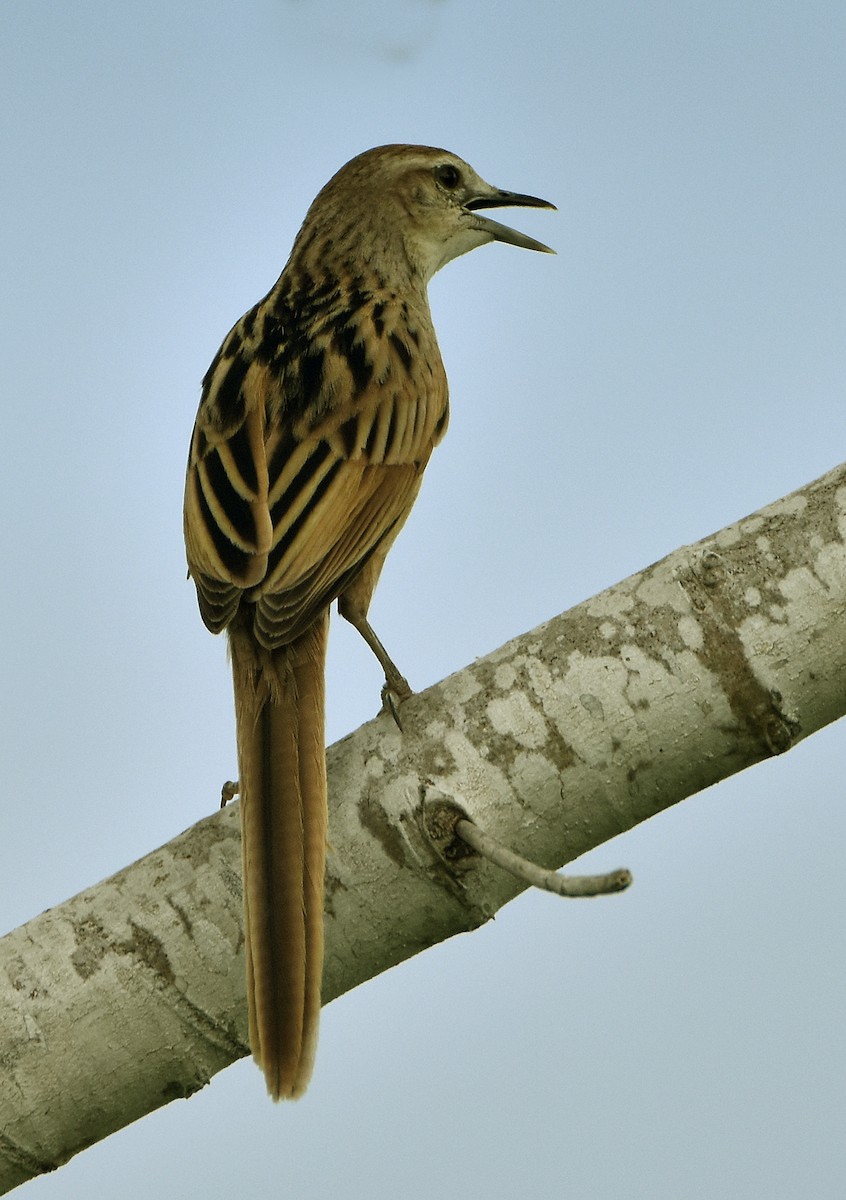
[184, 144, 554, 1099]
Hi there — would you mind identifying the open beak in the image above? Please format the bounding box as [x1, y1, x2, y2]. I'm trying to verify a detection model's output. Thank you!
[465, 188, 556, 254]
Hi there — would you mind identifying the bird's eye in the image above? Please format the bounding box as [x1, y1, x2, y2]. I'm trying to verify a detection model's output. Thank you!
[435, 164, 462, 190]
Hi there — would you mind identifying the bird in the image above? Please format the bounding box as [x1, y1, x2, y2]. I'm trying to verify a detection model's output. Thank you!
[183, 144, 554, 1100]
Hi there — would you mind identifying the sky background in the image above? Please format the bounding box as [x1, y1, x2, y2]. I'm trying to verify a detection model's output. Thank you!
[2, 1, 845, 1196]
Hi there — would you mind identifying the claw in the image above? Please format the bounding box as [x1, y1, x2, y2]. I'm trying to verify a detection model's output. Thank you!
[381, 683, 405, 730]
[220, 780, 240, 809]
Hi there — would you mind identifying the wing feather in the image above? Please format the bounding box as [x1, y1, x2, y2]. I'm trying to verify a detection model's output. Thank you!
[254, 459, 425, 646]
[184, 297, 447, 646]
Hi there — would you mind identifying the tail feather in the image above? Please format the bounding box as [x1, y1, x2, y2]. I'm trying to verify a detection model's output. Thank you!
[230, 612, 328, 1100]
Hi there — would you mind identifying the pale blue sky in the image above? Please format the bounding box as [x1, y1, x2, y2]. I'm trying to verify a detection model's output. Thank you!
[2, 2, 845, 1197]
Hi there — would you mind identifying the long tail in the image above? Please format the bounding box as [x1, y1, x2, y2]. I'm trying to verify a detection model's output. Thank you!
[229, 611, 328, 1100]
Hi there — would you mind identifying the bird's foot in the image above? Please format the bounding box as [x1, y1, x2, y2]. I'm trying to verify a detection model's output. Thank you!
[220, 780, 240, 809]
[380, 672, 413, 730]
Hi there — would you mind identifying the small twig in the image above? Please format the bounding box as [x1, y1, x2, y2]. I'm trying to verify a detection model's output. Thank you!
[455, 819, 631, 898]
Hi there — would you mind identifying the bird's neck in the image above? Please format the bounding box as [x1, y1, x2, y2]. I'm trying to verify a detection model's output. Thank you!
[283, 212, 434, 303]
[269, 242, 439, 364]
[257, 247, 445, 430]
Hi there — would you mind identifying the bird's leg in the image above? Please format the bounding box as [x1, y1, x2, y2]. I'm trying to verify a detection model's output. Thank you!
[338, 594, 413, 725]
[352, 613, 413, 701]
[338, 550, 414, 725]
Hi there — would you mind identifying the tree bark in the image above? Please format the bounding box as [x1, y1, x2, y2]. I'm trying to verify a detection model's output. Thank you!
[1, 460, 844, 1194]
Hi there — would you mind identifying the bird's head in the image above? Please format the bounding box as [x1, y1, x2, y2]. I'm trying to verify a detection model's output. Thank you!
[297, 144, 556, 283]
